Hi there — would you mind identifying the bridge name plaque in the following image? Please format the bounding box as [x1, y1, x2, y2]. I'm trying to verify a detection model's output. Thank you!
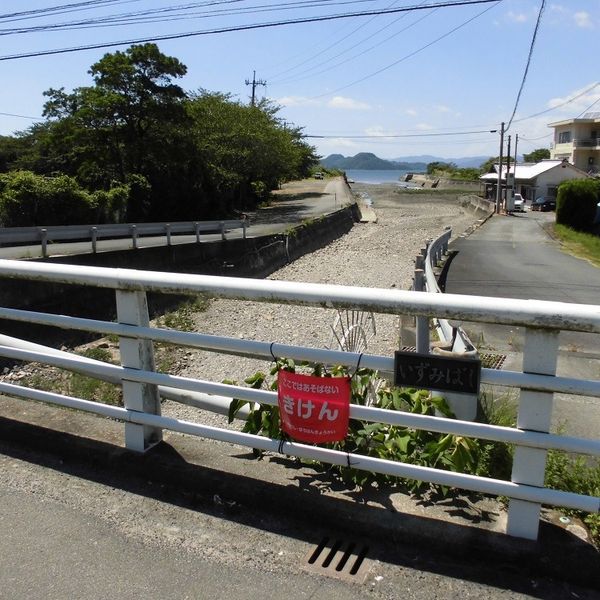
[394, 351, 481, 395]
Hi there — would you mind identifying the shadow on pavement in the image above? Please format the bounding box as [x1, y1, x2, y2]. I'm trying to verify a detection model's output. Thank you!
[0, 411, 597, 599]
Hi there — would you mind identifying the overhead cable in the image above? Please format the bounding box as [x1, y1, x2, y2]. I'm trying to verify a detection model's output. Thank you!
[505, 0, 545, 132]
[0, 0, 502, 61]
[310, 0, 500, 99]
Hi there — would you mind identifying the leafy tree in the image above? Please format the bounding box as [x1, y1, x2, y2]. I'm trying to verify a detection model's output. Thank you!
[426, 161, 457, 175]
[523, 148, 550, 163]
[40, 43, 191, 219]
[479, 156, 513, 174]
[187, 91, 317, 212]
[0, 170, 95, 226]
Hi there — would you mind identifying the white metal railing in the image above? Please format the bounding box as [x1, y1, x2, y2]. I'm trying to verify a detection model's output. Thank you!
[0, 219, 248, 257]
[0, 258, 599, 541]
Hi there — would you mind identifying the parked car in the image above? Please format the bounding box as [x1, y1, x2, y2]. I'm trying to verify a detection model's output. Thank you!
[532, 197, 556, 212]
[513, 193, 525, 212]
[314, 172, 324, 179]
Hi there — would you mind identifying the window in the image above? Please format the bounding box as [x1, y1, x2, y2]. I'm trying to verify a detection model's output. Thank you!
[558, 131, 571, 143]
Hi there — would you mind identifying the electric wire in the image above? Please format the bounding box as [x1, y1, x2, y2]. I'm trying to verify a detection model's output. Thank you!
[505, 0, 544, 132]
[267, 0, 430, 83]
[0, 0, 501, 61]
[575, 95, 600, 119]
[272, 6, 436, 85]
[511, 82, 600, 124]
[311, 0, 500, 99]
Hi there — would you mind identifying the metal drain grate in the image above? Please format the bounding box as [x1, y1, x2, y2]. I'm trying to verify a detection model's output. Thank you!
[479, 352, 507, 370]
[304, 537, 370, 582]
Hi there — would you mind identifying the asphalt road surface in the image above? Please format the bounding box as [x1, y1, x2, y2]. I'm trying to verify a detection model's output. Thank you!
[445, 208, 600, 439]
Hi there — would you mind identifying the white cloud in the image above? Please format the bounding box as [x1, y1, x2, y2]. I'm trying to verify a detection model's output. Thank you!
[547, 83, 600, 115]
[405, 108, 418, 117]
[507, 11, 528, 23]
[364, 125, 397, 137]
[435, 104, 452, 114]
[574, 11, 593, 28]
[276, 96, 320, 107]
[416, 123, 434, 131]
[327, 96, 371, 110]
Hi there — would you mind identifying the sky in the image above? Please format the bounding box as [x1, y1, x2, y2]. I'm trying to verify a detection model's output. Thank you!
[0, 0, 599, 161]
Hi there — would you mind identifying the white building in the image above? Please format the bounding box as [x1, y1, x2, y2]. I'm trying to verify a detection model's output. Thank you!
[480, 160, 589, 201]
[548, 112, 600, 175]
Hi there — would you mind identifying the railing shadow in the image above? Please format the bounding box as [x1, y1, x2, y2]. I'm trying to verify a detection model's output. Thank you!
[0, 411, 596, 597]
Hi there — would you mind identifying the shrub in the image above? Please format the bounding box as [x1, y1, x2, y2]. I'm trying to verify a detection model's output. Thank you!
[556, 179, 600, 233]
[0, 170, 95, 226]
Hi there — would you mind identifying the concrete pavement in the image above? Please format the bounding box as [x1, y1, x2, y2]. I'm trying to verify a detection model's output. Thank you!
[445, 209, 600, 440]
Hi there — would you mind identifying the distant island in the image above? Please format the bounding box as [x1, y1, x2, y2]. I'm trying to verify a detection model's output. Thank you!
[320, 152, 491, 171]
[320, 152, 426, 171]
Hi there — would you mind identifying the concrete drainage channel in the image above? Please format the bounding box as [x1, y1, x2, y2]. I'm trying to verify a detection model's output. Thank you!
[304, 536, 371, 583]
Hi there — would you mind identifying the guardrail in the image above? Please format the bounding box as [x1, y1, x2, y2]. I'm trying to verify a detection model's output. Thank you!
[0, 219, 248, 257]
[412, 228, 479, 419]
[0, 259, 598, 542]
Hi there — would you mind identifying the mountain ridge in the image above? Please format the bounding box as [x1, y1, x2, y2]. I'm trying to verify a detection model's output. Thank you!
[320, 153, 493, 170]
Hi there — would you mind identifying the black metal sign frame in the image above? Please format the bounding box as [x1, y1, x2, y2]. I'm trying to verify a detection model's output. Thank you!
[394, 351, 481, 395]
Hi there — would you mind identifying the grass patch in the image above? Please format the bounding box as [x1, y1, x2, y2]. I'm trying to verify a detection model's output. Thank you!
[157, 296, 211, 332]
[553, 224, 600, 267]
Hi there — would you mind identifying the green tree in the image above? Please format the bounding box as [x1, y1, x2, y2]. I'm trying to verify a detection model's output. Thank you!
[523, 148, 550, 163]
[426, 161, 457, 175]
[479, 156, 513, 174]
[41, 43, 192, 219]
[187, 91, 317, 212]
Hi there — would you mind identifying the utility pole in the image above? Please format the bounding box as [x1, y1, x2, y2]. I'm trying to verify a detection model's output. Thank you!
[495, 122, 505, 214]
[513, 133, 519, 198]
[245, 70, 266, 107]
[506, 134, 512, 198]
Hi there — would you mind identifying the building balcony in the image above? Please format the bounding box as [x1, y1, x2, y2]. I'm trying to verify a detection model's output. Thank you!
[573, 138, 600, 148]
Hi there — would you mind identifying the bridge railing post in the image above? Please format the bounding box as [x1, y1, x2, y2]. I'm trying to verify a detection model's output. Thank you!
[115, 289, 162, 452]
[91, 226, 98, 254]
[220, 221, 226, 241]
[130, 224, 138, 249]
[413, 268, 429, 354]
[194, 222, 201, 244]
[506, 327, 559, 539]
[40, 228, 48, 258]
[166, 223, 172, 246]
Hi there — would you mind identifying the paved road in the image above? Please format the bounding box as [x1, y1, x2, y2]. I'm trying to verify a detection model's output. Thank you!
[445, 209, 600, 439]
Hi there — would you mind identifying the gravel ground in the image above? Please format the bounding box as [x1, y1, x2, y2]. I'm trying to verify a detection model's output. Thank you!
[164, 185, 482, 424]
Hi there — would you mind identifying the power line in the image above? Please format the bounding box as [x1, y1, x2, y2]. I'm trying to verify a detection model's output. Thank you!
[271, 6, 436, 86]
[305, 129, 495, 138]
[310, 0, 500, 99]
[0, 111, 44, 120]
[512, 82, 600, 124]
[0, 0, 501, 61]
[505, 0, 545, 132]
[267, 0, 430, 83]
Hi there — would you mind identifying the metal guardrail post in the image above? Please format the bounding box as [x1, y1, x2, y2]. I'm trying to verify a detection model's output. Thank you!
[243, 220, 247, 239]
[195, 222, 201, 243]
[507, 327, 559, 539]
[166, 223, 172, 246]
[130, 224, 138, 249]
[40, 229, 48, 258]
[91, 227, 98, 254]
[413, 268, 429, 354]
[115, 289, 162, 452]
[220, 221, 226, 241]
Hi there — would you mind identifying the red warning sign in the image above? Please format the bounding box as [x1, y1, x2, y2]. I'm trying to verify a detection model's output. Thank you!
[277, 370, 351, 443]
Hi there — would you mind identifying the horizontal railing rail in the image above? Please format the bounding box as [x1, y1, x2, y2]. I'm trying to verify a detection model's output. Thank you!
[0, 219, 248, 256]
[0, 258, 598, 542]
